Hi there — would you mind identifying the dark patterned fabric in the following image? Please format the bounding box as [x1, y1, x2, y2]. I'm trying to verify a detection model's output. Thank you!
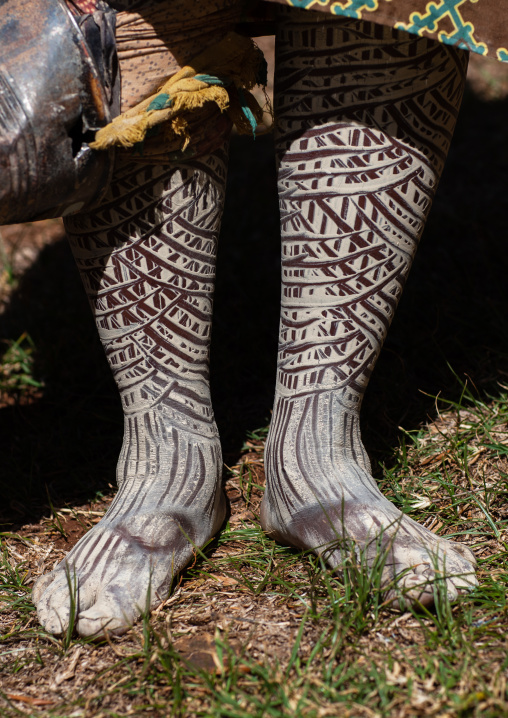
[263, 0, 508, 62]
[67, 0, 508, 63]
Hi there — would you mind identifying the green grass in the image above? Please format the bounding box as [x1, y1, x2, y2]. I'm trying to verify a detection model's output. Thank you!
[2, 360, 508, 717]
[0, 333, 43, 397]
[0, 230, 17, 293]
[1, 384, 508, 716]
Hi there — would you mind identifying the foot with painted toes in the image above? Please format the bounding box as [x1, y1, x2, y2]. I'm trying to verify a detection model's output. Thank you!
[33, 150, 228, 637]
[262, 12, 477, 608]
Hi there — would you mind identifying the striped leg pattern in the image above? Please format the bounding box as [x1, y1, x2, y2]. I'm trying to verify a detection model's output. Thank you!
[261, 14, 477, 607]
[33, 149, 228, 636]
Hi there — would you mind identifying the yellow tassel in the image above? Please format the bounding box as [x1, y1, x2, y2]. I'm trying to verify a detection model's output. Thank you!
[166, 117, 190, 150]
[91, 114, 150, 150]
[169, 85, 230, 115]
[89, 32, 266, 153]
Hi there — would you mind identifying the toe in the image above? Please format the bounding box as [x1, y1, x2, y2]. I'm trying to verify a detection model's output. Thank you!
[451, 541, 477, 566]
[76, 585, 140, 638]
[76, 608, 131, 638]
[36, 574, 74, 635]
[32, 571, 56, 604]
[384, 561, 477, 612]
[449, 567, 478, 594]
[384, 569, 435, 610]
[35, 567, 96, 636]
[445, 578, 459, 603]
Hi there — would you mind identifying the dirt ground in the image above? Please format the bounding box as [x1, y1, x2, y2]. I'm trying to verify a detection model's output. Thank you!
[1, 47, 508, 716]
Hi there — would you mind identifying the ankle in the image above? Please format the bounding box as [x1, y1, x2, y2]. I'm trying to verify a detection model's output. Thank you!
[268, 389, 369, 462]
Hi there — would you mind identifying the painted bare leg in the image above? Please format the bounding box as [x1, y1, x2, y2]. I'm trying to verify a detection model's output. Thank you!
[261, 14, 477, 607]
[33, 149, 228, 636]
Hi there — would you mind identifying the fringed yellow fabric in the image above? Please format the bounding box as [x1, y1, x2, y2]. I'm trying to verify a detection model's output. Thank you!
[90, 32, 267, 152]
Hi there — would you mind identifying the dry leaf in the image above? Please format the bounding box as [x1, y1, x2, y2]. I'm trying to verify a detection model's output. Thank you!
[6, 694, 54, 706]
[50, 646, 83, 689]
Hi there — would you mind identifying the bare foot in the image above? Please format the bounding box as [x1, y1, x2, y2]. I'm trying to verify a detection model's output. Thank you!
[261, 393, 477, 609]
[33, 419, 225, 637]
[32, 149, 230, 637]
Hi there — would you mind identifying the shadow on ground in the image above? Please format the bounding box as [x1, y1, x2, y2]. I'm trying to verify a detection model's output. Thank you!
[0, 81, 507, 528]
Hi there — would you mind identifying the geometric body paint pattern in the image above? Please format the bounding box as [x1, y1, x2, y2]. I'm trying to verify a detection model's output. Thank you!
[261, 13, 477, 606]
[33, 150, 229, 637]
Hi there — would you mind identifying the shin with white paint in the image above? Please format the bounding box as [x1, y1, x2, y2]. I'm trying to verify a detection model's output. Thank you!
[261, 13, 477, 606]
[33, 149, 228, 636]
